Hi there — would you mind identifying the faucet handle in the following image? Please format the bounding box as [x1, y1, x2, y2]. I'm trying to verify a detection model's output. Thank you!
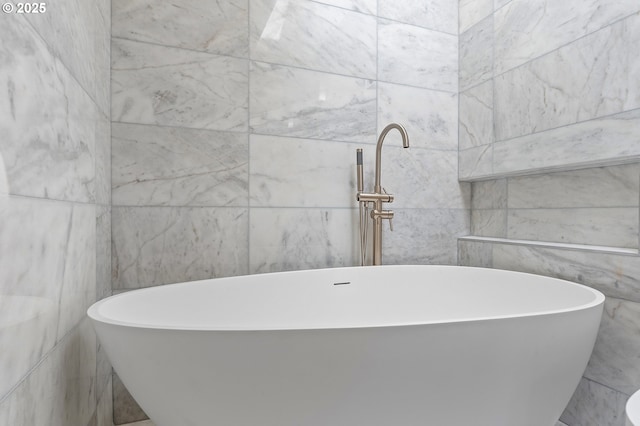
[372, 209, 395, 231]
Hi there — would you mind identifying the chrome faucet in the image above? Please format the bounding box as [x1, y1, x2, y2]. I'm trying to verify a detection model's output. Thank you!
[356, 123, 410, 265]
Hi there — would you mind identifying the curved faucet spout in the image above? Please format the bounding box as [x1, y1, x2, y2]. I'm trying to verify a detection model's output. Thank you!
[374, 123, 409, 192]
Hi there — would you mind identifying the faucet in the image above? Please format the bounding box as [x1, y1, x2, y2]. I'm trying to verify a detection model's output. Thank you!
[356, 123, 410, 265]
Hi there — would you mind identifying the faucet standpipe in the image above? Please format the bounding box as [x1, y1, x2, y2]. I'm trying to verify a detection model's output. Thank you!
[355, 123, 409, 266]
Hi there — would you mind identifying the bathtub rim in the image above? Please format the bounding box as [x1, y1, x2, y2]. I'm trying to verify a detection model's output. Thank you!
[88, 265, 605, 332]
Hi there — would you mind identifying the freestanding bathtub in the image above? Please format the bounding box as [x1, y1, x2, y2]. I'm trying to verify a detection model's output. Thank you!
[88, 265, 604, 426]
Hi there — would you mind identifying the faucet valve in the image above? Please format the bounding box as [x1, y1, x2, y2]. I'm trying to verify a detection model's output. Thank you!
[371, 209, 394, 232]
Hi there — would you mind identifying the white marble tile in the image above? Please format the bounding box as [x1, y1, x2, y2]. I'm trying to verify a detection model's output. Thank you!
[112, 123, 248, 207]
[96, 205, 111, 301]
[249, 208, 358, 273]
[459, 80, 493, 151]
[378, 82, 458, 151]
[57, 203, 97, 340]
[585, 297, 640, 396]
[495, 12, 640, 141]
[0, 319, 97, 426]
[95, 375, 113, 426]
[250, 135, 362, 208]
[378, 19, 457, 92]
[459, 15, 493, 91]
[490, 243, 640, 303]
[491, 108, 640, 178]
[494, 0, 512, 9]
[459, 0, 493, 33]
[95, 113, 111, 206]
[459, 144, 493, 180]
[471, 179, 507, 210]
[457, 240, 493, 268]
[508, 164, 640, 209]
[0, 196, 95, 399]
[471, 209, 507, 237]
[111, 38, 248, 131]
[24, 0, 99, 111]
[494, 0, 640, 75]
[383, 209, 469, 265]
[249, 61, 376, 142]
[378, 0, 457, 34]
[95, 331, 112, 412]
[112, 207, 249, 289]
[561, 377, 628, 426]
[94, 0, 111, 116]
[382, 147, 470, 210]
[0, 17, 96, 203]
[250, 0, 376, 79]
[507, 207, 638, 248]
[312, 0, 376, 14]
[112, 0, 248, 57]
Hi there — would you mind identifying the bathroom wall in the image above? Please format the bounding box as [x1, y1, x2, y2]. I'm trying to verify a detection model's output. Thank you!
[458, 1, 640, 425]
[0, 2, 112, 426]
[109, 0, 468, 421]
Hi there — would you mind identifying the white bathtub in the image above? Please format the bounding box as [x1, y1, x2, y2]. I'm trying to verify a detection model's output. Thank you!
[88, 265, 604, 426]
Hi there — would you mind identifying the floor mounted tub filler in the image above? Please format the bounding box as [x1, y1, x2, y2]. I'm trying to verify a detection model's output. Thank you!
[88, 265, 604, 426]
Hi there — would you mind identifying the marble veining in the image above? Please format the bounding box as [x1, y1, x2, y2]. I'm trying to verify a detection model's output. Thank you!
[96, 205, 111, 302]
[457, 240, 493, 268]
[378, 0, 457, 34]
[0, 319, 97, 426]
[507, 165, 640, 209]
[250, 135, 365, 208]
[0, 196, 95, 400]
[111, 38, 248, 131]
[471, 209, 507, 238]
[507, 207, 638, 249]
[112, 123, 248, 207]
[382, 147, 469, 210]
[249, 208, 358, 273]
[459, 80, 493, 151]
[312, 0, 376, 14]
[585, 297, 640, 396]
[459, 0, 493, 33]
[378, 19, 458, 92]
[384, 209, 469, 265]
[94, 114, 111, 206]
[490, 109, 640, 177]
[494, 0, 640, 75]
[24, 1, 98, 113]
[0, 17, 96, 203]
[486, 239, 640, 304]
[495, 12, 640, 141]
[250, 0, 376, 79]
[459, 144, 493, 179]
[111, 207, 249, 289]
[249, 61, 376, 142]
[459, 15, 493, 91]
[561, 377, 628, 426]
[112, 0, 248, 57]
[471, 179, 507, 210]
[378, 82, 458, 151]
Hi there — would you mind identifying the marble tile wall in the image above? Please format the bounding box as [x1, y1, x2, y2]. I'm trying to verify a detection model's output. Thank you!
[111, 0, 466, 421]
[459, 1, 640, 424]
[0, 2, 111, 426]
[459, 0, 640, 179]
